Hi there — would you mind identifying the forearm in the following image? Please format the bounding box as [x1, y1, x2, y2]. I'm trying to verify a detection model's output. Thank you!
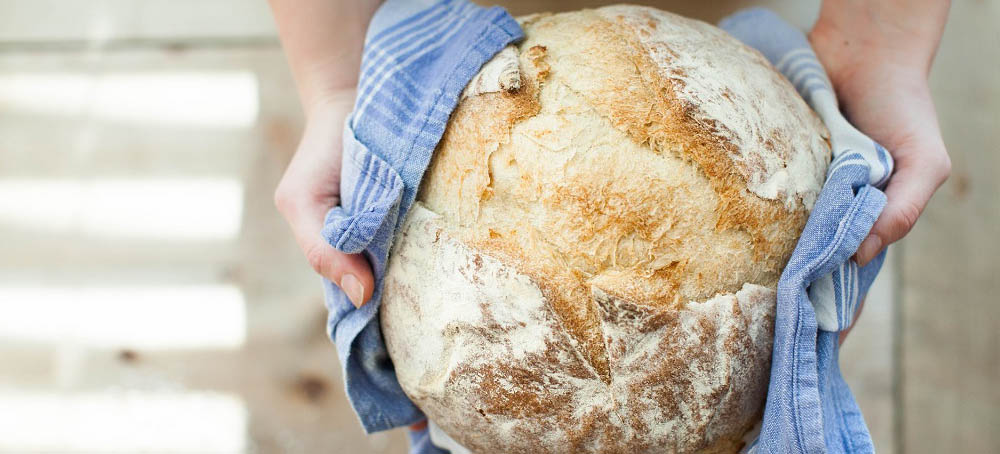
[813, 0, 950, 79]
[268, 0, 382, 116]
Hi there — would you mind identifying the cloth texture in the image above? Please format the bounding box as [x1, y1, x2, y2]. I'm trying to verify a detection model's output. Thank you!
[320, 0, 522, 443]
[323, 3, 891, 453]
[721, 8, 891, 453]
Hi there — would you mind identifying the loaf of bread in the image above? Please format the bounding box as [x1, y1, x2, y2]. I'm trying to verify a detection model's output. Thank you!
[381, 5, 830, 453]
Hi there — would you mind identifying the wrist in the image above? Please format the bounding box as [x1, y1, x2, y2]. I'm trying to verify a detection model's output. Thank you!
[304, 88, 356, 123]
[809, 22, 925, 83]
[810, 25, 934, 102]
[810, 0, 949, 79]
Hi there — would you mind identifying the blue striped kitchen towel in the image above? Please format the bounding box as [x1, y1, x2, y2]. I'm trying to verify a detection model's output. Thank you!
[721, 8, 892, 453]
[317, 1, 522, 451]
[322, 2, 890, 453]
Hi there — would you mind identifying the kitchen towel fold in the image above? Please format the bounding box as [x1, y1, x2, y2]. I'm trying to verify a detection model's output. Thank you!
[322, 2, 890, 453]
[319, 0, 522, 445]
[721, 9, 890, 453]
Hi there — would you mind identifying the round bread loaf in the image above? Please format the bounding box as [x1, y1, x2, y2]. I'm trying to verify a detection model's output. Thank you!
[381, 5, 830, 453]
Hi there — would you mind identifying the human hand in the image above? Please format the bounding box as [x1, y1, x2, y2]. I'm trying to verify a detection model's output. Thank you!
[810, 0, 951, 267]
[274, 91, 374, 308]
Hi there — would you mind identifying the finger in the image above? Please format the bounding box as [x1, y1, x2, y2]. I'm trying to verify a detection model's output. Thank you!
[855, 151, 949, 266]
[306, 240, 375, 309]
[275, 186, 375, 308]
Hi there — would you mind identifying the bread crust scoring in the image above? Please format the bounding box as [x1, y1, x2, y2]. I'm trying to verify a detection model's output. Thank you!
[382, 205, 775, 453]
[382, 5, 830, 453]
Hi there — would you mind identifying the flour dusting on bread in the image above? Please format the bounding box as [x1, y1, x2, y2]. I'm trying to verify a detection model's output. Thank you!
[598, 5, 828, 208]
[382, 5, 831, 453]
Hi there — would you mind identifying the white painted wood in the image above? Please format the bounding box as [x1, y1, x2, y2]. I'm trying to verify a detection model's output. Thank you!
[0, 0, 277, 44]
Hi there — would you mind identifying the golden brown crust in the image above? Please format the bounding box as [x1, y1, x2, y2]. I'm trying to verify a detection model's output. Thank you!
[419, 7, 826, 381]
[389, 5, 831, 453]
[381, 207, 775, 453]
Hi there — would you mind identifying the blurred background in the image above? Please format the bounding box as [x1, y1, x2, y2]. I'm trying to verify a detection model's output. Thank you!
[0, 1, 995, 453]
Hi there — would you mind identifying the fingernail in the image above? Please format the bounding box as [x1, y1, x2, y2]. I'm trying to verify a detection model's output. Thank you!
[341, 274, 365, 308]
[856, 234, 883, 267]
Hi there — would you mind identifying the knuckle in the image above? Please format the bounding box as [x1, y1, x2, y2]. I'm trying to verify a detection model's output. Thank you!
[890, 201, 922, 238]
[304, 244, 330, 276]
[273, 186, 293, 213]
[936, 153, 952, 182]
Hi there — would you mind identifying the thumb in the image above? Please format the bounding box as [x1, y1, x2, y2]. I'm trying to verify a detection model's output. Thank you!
[305, 237, 375, 309]
[275, 190, 375, 308]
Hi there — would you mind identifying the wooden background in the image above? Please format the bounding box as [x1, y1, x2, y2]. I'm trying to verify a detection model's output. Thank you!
[0, 1, 995, 452]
